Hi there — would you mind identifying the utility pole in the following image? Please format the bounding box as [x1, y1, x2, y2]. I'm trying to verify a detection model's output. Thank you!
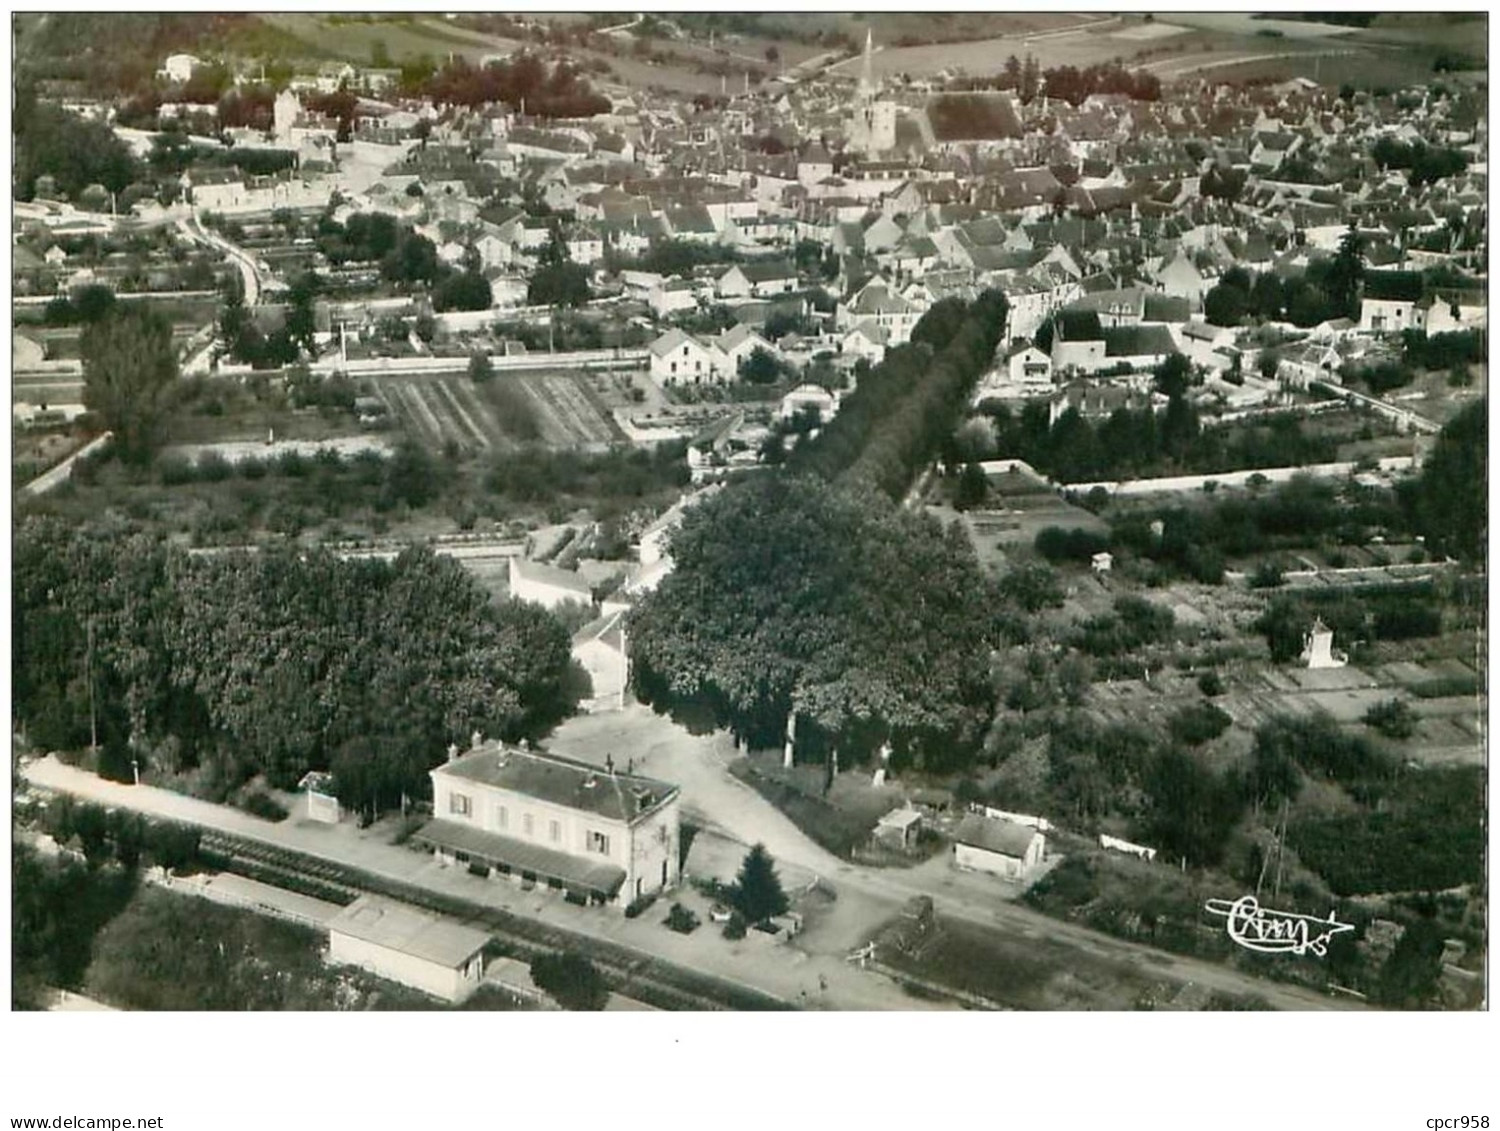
[86, 617, 98, 752]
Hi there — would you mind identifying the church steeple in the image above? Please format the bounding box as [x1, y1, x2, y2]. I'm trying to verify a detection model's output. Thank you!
[859, 27, 874, 101]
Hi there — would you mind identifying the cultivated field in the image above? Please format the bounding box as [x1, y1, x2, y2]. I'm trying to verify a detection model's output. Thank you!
[261, 13, 512, 64]
[827, 11, 1484, 85]
[372, 371, 626, 454]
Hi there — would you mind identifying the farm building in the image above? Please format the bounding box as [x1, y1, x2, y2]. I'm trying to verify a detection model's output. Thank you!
[952, 813, 1046, 880]
[326, 895, 489, 1003]
[416, 741, 682, 909]
[508, 555, 594, 612]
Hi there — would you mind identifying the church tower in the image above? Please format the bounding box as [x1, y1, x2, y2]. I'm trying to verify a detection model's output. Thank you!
[848, 27, 896, 156]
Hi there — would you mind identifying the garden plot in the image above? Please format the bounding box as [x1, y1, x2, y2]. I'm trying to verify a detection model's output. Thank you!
[373, 372, 627, 453]
[507, 372, 625, 449]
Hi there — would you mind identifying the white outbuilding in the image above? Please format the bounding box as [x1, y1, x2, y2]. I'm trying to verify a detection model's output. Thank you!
[326, 895, 489, 1003]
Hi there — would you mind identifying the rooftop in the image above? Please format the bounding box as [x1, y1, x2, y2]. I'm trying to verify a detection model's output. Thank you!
[953, 814, 1039, 858]
[434, 741, 678, 825]
[328, 895, 488, 967]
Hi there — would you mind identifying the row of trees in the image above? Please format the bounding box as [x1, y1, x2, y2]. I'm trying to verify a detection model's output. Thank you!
[629, 475, 1000, 773]
[976, 396, 1338, 487]
[13, 523, 575, 816]
[790, 292, 1008, 499]
[953, 54, 1162, 105]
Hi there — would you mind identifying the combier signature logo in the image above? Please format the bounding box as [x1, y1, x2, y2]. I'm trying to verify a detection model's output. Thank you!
[1204, 895, 1355, 957]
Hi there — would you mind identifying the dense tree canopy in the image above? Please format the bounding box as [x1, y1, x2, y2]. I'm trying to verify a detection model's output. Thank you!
[14, 101, 140, 202]
[13, 522, 575, 813]
[1403, 398, 1485, 563]
[628, 476, 999, 771]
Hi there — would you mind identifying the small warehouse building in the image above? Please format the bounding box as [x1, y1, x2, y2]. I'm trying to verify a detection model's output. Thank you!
[326, 895, 489, 1003]
[952, 813, 1046, 880]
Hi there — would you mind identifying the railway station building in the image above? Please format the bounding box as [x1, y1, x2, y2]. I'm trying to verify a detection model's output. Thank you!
[414, 741, 681, 910]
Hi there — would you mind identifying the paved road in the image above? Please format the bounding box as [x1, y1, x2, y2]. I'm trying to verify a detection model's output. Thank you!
[547, 707, 1367, 1011]
[19, 432, 113, 498]
[176, 215, 264, 306]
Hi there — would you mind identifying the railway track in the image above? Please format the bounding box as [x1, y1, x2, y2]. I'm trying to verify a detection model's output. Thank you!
[198, 830, 788, 1012]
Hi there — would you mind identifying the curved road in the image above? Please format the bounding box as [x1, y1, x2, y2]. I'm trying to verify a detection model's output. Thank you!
[177, 214, 266, 307]
[547, 706, 1366, 1011]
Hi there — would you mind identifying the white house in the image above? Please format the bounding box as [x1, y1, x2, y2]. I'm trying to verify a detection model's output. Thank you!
[508, 555, 594, 611]
[715, 323, 778, 374]
[716, 260, 799, 299]
[649, 327, 728, 386]
[648, 278, 703, 318]
[326, 895, 489, 1003]
[158, 53, 204, 85]
[778, 382, 838, 423]
[1359, 272, 1427, 335]
[417, 741, 682, 908]
[840, 321, 889, 364]
[952, 813, 1046, 880]
[572, 609, 629, 713]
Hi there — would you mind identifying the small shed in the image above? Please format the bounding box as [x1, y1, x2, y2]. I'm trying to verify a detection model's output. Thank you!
[952, 814, 1046, 880]
[873, 806, 923, 850]
[1092, 550, 1114, 573]
[327, 895, 489, 1003]
[297, 771, 340, 825]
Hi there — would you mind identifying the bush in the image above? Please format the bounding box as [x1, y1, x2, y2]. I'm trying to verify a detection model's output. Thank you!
[624, 890, 659, 919]
[664, 902, 700, 934]
[722, 911, 747, 940]
[1168, 702, 1233, 746]
[236, 789, 289, 822]
[529, 950, 608, 1011]
[1197, 671, 1224, 697]
[1364, 697, 1418, 740]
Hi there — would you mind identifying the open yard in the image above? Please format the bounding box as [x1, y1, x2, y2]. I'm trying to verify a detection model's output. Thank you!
[372, 371, 626, 454]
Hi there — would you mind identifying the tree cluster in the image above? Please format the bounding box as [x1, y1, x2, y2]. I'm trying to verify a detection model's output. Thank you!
[956, 54, 1161, 104]
[983, 398, 1338, 487]
[13, 100, 141, 202]
[1370, 137, 1470, 187]
[418, 54, 610, 118]
[629, 475, 1000, 772]
[13, 523, 575, 818]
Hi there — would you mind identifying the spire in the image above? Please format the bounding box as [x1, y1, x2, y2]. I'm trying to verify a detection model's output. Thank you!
[860, 27, 874, 101]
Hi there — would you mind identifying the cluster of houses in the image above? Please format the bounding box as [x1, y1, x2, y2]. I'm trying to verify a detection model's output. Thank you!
[23, 36, 1486, 404]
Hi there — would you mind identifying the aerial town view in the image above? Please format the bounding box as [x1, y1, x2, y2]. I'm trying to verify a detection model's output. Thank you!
[9, 8, 1488, 1041]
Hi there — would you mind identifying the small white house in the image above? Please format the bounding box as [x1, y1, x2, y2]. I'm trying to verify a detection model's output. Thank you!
[158, 53, 204, 84]
[648, 328, 728, 386]
[326, 895, 489, 1003]
[572, 609, 629, 713]
[1091, 551, 1114, 574]
[952, 814, 1046, 880]
[297, 771, 340, 825]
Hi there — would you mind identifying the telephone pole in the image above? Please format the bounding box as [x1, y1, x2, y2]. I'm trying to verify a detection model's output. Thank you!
[86, 617, 98, 752]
